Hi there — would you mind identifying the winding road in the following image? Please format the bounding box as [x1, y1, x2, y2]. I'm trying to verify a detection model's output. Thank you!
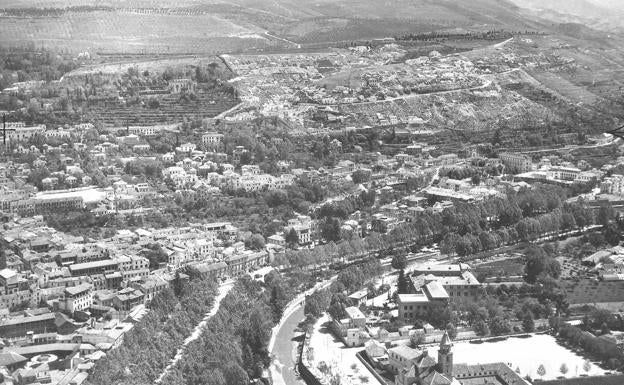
[270, 305, 306, 385]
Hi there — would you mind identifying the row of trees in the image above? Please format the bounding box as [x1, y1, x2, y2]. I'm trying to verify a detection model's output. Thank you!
[439, 202, 597, 257]
[314, 189, 376, 220]
[87, 274, 218, 385]
[558, 324, 623, 366]
[158, 271, 310, 385]
[276, 185, 597, 270]
[304, 259, 382, 319]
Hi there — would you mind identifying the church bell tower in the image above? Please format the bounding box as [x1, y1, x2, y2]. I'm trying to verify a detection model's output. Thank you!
[438, 330, 454, 378]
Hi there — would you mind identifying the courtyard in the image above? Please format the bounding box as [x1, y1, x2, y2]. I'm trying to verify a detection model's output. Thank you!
[426, 334, 607, 381]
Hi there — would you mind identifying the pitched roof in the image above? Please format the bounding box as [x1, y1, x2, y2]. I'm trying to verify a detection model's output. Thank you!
[389, 345, 421, 361]
[0, 351, 27, 366]
[425, 281, 449, 299]
[422, 371, 453, 385]
[439, 330, 452, 348]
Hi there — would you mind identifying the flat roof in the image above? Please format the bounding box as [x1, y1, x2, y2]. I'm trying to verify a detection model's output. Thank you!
[64, 284, 92, 296]
[0, 312, 55, 327]
[34, 187, 106, 204]
[69, 259, 118, 271]
[8, 343, 96, 356]
[397, 294, 429, 303]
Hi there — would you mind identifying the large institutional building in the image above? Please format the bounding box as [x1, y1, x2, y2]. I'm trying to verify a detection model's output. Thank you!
[395, 332, 526, 385]
[397, 264, 482, 323]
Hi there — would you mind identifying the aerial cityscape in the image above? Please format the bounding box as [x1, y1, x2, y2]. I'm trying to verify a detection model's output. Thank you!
[0, 1, 624, 385]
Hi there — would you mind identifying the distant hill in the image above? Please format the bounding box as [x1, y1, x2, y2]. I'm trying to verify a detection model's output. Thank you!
[510, 0, 624, 33]
[0, 0, 551, 54]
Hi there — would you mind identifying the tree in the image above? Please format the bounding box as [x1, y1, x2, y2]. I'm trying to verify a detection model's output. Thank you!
[397, 269, 410, 294]
[321, 217, 342, 242]
[522, 312, 535, 333]
[559, 363, 568, 377]
[598, 204, 615, 226]
[549, 316, 562, 332]
[446, 322, 457, 340]
[489, 316, 511, 336]
[474, 320, 490, 336]
[410, 332, 425, 348]
[537, 364, 546, 379]
[524, 246, 560, 283]
[605, 223, 621, 246]
[247, 234, 265, 250]
[285, 228, 299, 248]
[583, 360, 591, 374]
[391, 254, 407, 270]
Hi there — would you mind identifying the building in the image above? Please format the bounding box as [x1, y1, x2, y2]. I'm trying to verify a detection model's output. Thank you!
[0, 312, 57, 338]
[58, 283, 93, 313]
[169, 78, 196, 93]
[6, 124, 46, 142]
[601, 174, 624, 195]
[499, 153, 532, 173]
[395, 332, 525, 385]
[202, 132, 224, 147]
[331, 306, 370, 347]
[397, 293, 433, 323]
[389, 345, 423, 374]
[68, 259, 119, 277]
[547, 166, 581, 181]
[398, 264, 482, 324]
[284, 215, 313, 245]
[0, 268, 40, 309]
[10, 196, 84, 217]
[189, 261, 228, 281]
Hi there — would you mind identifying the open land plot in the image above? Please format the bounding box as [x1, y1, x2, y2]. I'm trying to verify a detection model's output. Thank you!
[307, 314, 382, 385]
[473, 257, 525, 277]
[564, 279, 624, 305]
[528, 71, 601, 105]
[426, 334, 607, 380]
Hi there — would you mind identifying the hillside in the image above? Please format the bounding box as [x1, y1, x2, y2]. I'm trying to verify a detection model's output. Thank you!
[0, 0, 548, 54]
[510, 0, 624, 33]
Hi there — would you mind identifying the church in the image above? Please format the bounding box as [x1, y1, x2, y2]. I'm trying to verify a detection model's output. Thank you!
[395, 332, 527, 385]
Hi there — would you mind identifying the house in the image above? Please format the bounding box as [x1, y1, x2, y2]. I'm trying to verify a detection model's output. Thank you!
[389, 345, 423, 374]
[58, 283, 93, 313]
[284, 215, 313, 245]
[176, 142, 197, 153]
[348, 289, 368, 307]
[202, 132, 224, 147]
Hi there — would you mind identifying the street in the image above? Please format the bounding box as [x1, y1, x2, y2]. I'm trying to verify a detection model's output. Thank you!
[270, 305, 306, 385]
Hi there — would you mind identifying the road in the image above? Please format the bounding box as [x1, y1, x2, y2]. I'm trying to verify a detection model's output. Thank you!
[154, 281, 234, 384]
[270, 305, 306, 385]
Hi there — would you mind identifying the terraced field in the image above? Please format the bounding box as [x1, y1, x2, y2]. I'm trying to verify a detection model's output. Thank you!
[83, 91, 238, 125]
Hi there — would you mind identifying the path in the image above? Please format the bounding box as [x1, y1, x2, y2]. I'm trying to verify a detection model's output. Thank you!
[154, 281, 234, 384]
[265, 32, 302, 49]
